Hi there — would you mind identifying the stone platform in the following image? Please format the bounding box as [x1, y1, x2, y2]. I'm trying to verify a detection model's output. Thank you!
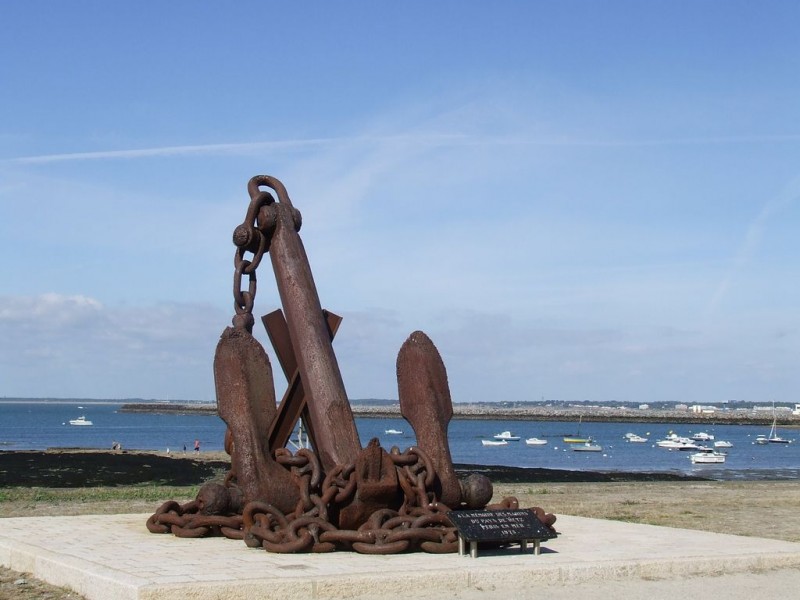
[2, 513, 800, 599]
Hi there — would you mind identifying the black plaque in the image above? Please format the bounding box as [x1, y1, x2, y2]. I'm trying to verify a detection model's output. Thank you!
[448, 509, 555, 543]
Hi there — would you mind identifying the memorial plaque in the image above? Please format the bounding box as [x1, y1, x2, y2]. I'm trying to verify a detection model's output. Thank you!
[448, 509, 555, 557]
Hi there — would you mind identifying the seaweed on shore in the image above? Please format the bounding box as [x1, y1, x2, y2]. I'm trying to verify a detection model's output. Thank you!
[0, 450, 708, 488]
[455, 464, 710, 483]
[0, 450, 229, 488]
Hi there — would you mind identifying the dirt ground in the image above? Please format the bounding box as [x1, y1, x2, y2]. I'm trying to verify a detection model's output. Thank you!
[2, 450, 800, 600]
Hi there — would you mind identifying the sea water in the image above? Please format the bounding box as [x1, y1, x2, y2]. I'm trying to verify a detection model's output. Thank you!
[2, 400, 799, 481]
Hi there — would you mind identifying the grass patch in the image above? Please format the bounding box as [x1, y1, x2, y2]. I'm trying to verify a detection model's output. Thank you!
[0, 485, 199, 506]
[0, 482, 207, 519]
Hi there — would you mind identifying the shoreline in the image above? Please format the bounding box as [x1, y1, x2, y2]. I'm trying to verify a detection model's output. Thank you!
[0, 448, 712, 487]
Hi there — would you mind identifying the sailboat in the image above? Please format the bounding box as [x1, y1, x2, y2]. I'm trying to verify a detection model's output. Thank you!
[287, 419, 310, 450]
[767, 414, 791, 444]
[563, 416, 590, 444]
[756, 403, 792, 444]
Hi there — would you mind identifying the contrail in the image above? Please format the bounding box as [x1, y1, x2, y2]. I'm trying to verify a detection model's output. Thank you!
[707, 176, 800, 315]
[3, 139, 342, 164]
[4, 132, 799, 165]
[1, 133, 470, 165]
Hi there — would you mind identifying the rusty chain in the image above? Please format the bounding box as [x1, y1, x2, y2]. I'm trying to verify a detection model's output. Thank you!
[146, 445, 505, 554]
[230, 175, 302, 333]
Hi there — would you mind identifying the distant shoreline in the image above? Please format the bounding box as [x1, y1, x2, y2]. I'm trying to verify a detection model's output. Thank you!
[2, 398, 796, 427]
[117, 401, 800, 427]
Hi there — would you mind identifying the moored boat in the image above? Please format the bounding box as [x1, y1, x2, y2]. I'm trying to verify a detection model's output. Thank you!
[482, 439, 508, 446]
[563, 415, 589, 443]
[68, 416, 93, 426]
[766, 415, 792, 444]
[656, 433, 700, 450]
[714, 440, 733, 448]
[384, 429, 403, 435]
[493, 431, 521, 441]
[563, 436, 591, 443]
[525, 437, 548, 446]
[690, 451, 726, 464]
[571, 441, 602, 452]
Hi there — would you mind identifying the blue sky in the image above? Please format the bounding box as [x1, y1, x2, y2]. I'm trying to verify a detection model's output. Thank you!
[1, 1, 799, 405]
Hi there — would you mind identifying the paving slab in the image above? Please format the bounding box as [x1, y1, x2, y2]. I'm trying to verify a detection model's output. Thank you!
[2, 513, 800, 600]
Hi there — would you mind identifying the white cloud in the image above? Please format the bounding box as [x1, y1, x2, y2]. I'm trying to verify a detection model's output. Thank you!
[0, 293, 227, 399]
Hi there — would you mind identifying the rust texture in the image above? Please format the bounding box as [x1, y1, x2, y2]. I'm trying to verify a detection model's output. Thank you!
[147, 175, 556, 553]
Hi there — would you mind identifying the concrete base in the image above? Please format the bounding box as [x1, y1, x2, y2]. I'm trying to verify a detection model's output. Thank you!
[2, 513, 800, 600]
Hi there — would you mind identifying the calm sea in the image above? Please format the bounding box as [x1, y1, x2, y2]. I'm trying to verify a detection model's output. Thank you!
[2, 400, 799, 481]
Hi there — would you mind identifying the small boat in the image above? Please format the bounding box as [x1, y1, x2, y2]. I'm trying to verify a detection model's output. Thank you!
[482, 439, 508, 446]
[68, 416, 93, 426]
[766, 414, 792, 444]
[691, 432, 715, 441]
[493, 431, 521, 441]
[690, 451, 726, 464]
[384, 429, 403, 435]
[525, 437, 548, 446]
[714, 440, 733, 448]
[656, 434, 700, 450]
[571, 441, 602, 452]
[563, 415, 589, 443]
[754, 435, 770, 445]
[624, 433, 648, 443]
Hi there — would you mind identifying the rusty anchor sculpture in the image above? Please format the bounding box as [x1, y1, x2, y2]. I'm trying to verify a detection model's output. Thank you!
[147, 175, 556, 553]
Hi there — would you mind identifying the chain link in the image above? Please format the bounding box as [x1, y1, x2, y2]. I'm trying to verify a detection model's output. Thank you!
[229, 177, 280, 331]
[147, 445, 529, 554]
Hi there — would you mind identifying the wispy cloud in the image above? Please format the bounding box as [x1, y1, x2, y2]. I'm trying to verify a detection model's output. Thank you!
[2, 134, 469, 165]
[5, 132, 800, 166]
[0, 293, 227, 399]
[706, 176, 800, 316]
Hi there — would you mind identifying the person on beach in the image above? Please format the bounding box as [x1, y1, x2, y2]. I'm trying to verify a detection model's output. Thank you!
[194, 439, 200, 453]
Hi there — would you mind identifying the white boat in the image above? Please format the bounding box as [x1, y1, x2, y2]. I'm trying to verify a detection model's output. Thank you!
[754, 435, 770, 445]
[482, 439, 508, 446]
[68, 416, 93, 426]
[493, 431, 521, 441]
[571, 441, 602, 452]
[656, 434, 700, 450]
[525, 437, 548, 446]
[625, 433, 648, 443]
[714, 440, 733, 448]
[691, 432, 715, 441]
[384, 429, 403, 435]
[690, 451, 726, 464]
[766, 414, 792, 444]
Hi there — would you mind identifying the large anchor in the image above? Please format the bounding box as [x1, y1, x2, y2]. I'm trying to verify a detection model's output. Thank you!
[148, 175, 556, 551]
[216, 174, 483, 520]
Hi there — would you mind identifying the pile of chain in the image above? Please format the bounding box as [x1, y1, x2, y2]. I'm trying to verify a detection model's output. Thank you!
[146, 444, 533, 554]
